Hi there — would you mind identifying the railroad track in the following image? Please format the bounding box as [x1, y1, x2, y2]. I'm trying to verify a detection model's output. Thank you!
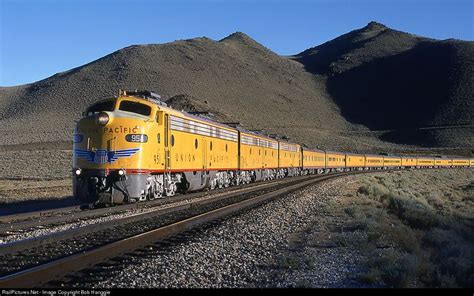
[0, 176, 296, 234]
[0, 171, 365, 288]
[0, 175, 316, 252]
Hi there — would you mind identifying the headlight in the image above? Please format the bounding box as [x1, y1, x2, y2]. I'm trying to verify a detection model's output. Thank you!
[96, 112, 109, 126]
[75, 168, 82, 176]
[118, 169, 125, 176]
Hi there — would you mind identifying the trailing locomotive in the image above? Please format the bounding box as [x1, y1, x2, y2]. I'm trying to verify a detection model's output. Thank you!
[73, 90, 473, 205]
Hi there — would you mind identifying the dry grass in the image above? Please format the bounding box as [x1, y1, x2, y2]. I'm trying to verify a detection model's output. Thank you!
[350, 169, 474, 287]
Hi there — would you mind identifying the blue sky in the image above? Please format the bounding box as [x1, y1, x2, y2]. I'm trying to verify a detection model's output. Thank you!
[0, 0, 472, 86]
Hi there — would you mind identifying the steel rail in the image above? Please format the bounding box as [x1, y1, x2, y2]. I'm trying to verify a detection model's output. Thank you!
[0, 172, 353, 288]
[0, 176, 292, 232]
[0, 174, 318, 255]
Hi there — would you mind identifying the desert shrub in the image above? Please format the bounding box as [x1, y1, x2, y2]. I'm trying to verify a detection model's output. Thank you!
[374, 175, 385, 183]
[423, 228, 458, 251]
[368, 251, 419, 288]
[358, 270, 381, 284]
[357, 184, 387, 199]
[367, 230, 381, 243]
[277, 255, 300, 270]
[385, 194, 438, 229]
[344, 206, 357, 218]
[354, 170, 474, 288]
[422, 228, 474, 287]
[425, 191, 445, 210]
[387, 225, 420, 253]
[437, 273, 459, 288]
[416, 252, 436, 285]
[294, 279, 312, 288]
[357, 185, 370, 195]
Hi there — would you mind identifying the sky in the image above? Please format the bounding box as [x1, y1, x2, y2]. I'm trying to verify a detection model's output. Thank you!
[0, 0, 472, 86]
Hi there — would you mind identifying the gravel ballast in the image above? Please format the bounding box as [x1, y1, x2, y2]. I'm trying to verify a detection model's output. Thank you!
[85, 175, 365, 288]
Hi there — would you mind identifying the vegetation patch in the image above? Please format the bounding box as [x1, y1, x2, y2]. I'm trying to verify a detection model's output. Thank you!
[351, 169, 474, 287]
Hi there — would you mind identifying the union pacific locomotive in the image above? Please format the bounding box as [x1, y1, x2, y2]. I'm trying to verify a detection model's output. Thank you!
[73, 90, 473, 204]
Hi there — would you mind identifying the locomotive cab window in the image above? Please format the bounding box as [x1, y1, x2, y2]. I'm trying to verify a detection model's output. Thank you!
[86, 100, 115, 115]
[119, 100, 151, 116]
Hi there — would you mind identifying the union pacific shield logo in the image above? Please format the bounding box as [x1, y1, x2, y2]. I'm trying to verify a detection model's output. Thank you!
[74, 148, 140, 164]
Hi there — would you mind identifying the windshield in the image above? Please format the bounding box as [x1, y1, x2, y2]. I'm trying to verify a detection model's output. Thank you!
[119, 100, 152, 116]
[86, 100, 115, 115]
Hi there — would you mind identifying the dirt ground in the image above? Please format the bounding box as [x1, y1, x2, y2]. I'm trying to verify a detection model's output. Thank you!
[0, 149, 73, 212]
[0, 178, 71, 204]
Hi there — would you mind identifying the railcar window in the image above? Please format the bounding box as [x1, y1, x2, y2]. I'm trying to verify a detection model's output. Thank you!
[171, 135, 175, 146]
[157, 133, 161, 143]
[119, 100, 151, 116]
[195, 139, 198, 149]
[86, 100, 115, 115]
[210, 141, 213, 151]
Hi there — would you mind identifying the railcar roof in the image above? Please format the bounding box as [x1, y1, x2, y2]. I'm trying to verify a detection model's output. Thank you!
[345, 152, 365, 156]
[302, 147, 325, 153]
[278, 139, 300, 147]
[237, 127, 279, 142]
[326, 150, 345, 155]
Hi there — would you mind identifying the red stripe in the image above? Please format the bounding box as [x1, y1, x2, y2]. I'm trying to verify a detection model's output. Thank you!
[127, 168, 237, 174]
[240, 167, 279, 171]
[124, 167, 296, 174]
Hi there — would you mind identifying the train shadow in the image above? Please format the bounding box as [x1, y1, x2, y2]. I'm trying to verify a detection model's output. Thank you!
[0, 196, 81, 216]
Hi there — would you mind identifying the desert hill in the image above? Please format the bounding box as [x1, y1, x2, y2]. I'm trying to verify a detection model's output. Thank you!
[0, 22, 472, 155]
[295, 22, 473, 148]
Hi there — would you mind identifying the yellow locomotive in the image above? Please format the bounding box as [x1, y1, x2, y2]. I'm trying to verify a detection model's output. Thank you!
[73, 90, 473, 204]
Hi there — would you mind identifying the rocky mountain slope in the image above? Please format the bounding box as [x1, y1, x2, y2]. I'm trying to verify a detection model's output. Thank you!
[295, 22, 473, 149]
[0, 22, 472, 154]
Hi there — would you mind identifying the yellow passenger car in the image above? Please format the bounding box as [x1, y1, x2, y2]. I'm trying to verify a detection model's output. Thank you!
[470, 159, 474, 167]
[452, 158, 470, 167]
[239, 131, 279, 181]
[364, 154, 384, 168]
[302, 148, 325, 170]
[383, 156, 401, 168]
[168, 111, 238, 173]
[346, 153, 365, 169]
[434, 158, 452, 167]
[278, 141, 301, 168]
[401, 157, 417, 168]
[167, 110, 239, 190]
[417, 157, 435, 167]
[239, 131, 278, 170]
[326, 151, 346, 169]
